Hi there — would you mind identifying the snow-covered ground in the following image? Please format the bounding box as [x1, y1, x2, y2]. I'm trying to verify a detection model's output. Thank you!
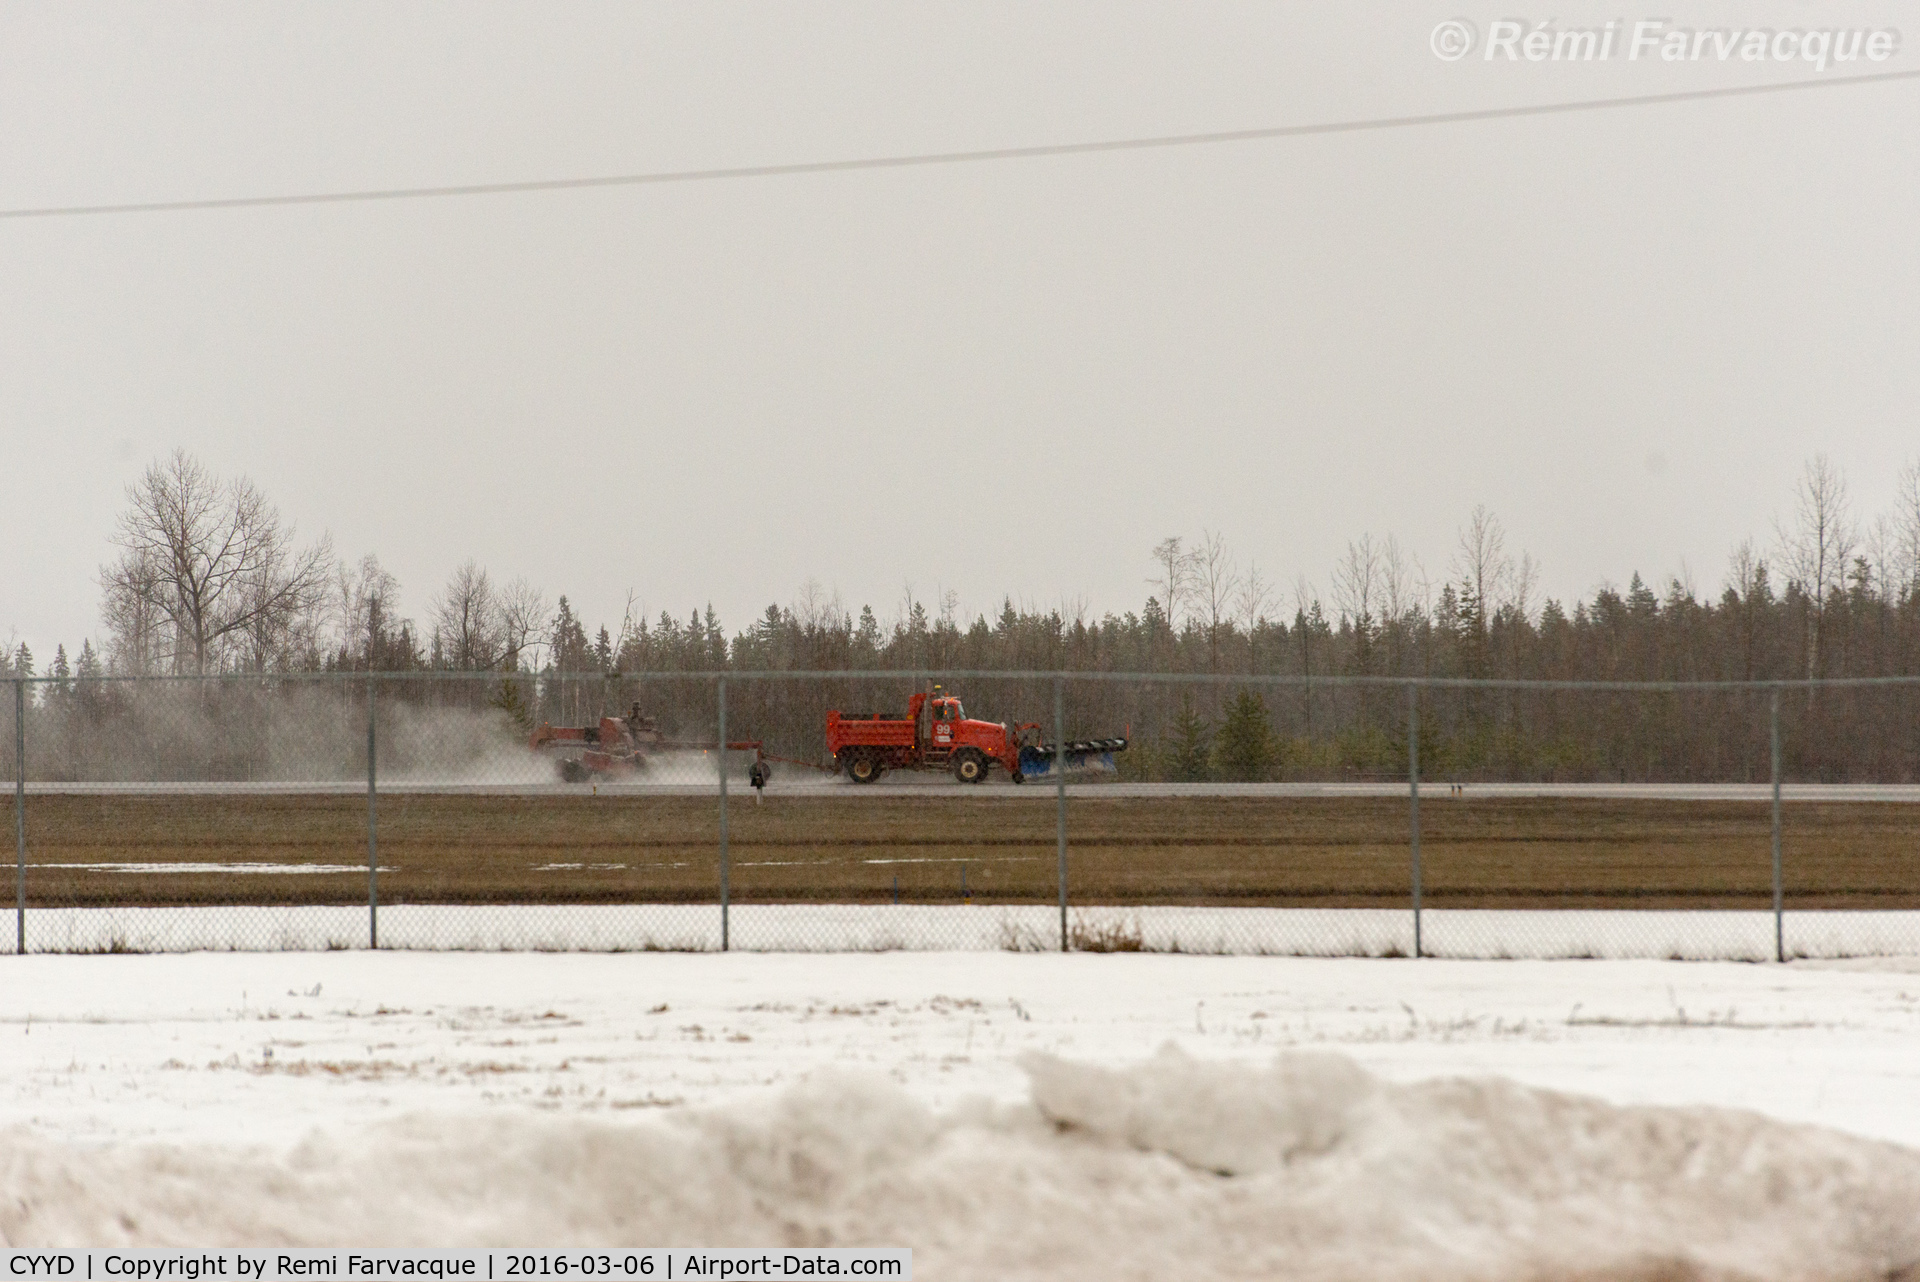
[16, 903, 1920, 962]
[5, 951, 1920, 1275]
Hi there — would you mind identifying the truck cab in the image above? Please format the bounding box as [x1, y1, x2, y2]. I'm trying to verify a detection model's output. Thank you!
[921, 693, 1019, 782]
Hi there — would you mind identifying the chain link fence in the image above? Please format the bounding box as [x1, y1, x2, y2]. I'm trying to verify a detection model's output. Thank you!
[5, 670, 1919, 958]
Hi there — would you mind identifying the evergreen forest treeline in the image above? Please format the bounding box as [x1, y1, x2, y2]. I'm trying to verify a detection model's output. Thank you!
[9, 453, 1920, 783]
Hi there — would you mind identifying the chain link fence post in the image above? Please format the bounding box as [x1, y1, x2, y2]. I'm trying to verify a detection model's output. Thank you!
[1771, 688, 1783, 964]
[719, 675, 730, 953]
[368, 676, 379, 950]
[1055, 676, 1068, 953]
[1408, 682, 1422, 960]
[14, 679, 24, 957]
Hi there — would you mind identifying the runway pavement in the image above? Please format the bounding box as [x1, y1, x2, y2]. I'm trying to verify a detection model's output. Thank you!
[16, 779, 1920, 801]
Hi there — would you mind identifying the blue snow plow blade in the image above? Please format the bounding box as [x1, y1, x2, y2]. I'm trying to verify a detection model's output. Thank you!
[1018, 738, 1128, 780]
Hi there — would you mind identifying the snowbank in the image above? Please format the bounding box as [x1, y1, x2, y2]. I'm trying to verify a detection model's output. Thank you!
[5, 1048, 1918, 1279]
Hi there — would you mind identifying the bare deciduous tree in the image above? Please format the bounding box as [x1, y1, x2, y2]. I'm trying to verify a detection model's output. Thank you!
[1191, 529, 1239, 673]
[612, 589, 646, 665]
[1512, 551, 1540, 623]
[335, 554, 402, 669]
[498, 576, 551, 672]
[1775, 455, 1856, 680]
[432, 560, 505, 670]
[1333, 534, 1387, 674]
[99, 546, 166, 675]
[1149, 537, 1194, 635]
[101, 451, 332, 674]
[1890, 458, 1920, 602]
[1332, 535, 1382, 634]
[1292, 575, 1319, 625]
[794, 579, 850, 634]
[236, 569, 331, 672]
[1381, 535, 1427, 627]
[1453, 504, 1514, 624]
[1726, 538, 1765, 602]
[1861, 517, 1897, 604]
[1234, 561, 1272, 673]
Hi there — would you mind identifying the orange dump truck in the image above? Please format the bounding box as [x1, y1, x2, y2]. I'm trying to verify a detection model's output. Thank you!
[826, 690, 1126, 785]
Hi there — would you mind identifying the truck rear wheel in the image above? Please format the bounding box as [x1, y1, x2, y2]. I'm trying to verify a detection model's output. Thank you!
[846, 753, 883, 785]
[952, 750, 988, 784]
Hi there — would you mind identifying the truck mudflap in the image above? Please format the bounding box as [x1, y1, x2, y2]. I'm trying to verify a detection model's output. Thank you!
[1017, 738, 1128, 780]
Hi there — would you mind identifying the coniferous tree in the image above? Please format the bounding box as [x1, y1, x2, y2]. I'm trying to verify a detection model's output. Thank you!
[74, 641, 105, 717]
[1166, 697, 1214, 782]
[855, 606, 883, 658]
[47, 645, 72, 702]
[489, 675, 535, 734]
[1214, 690, 1277, 782]
[550, 598, 591, 671]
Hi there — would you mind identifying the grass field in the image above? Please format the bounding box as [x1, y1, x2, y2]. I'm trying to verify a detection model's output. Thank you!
[8, 793, 1920, 910]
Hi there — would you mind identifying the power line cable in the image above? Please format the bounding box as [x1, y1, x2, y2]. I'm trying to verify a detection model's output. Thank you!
[2, 66, 1916, 220]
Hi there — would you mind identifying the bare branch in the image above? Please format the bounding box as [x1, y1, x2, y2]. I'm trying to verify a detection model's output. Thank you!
[1191, 529, 1239, 673]
[497, 577, 551, 672]
[1332, 535, 1383, 633]
[1452, 504, 1514, 620]
[1773, 454, 1856, 679]
[1891, 458, 1920, 600]
[1148, 537, 1196, 631]
[431, 560, 505, 670]
[104, 450, 333, 673]
[1234, 562, 1273, 673]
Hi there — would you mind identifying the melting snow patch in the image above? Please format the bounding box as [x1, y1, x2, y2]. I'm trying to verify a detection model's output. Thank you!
[29, 863, 386, 876]
[4, 1048, 1918, 1278]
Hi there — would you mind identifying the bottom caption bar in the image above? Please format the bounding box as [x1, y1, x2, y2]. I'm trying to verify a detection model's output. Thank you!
[2, 1252, 910, 1281]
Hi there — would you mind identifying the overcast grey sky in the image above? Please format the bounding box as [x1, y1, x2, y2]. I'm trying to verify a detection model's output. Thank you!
[2, 1, 1915, 657]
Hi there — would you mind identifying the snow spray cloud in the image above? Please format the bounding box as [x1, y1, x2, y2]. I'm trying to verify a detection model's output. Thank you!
[17, 681, 546, 785]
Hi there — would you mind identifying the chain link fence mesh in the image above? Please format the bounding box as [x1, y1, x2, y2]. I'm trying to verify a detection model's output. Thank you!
[5, 680, 20, 956]
[5, 671, 1920, 958]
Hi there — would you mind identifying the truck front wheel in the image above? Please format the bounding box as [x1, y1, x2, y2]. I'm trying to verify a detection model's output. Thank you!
[952, 750, 988, 784]
[846, 753, 883, 784]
